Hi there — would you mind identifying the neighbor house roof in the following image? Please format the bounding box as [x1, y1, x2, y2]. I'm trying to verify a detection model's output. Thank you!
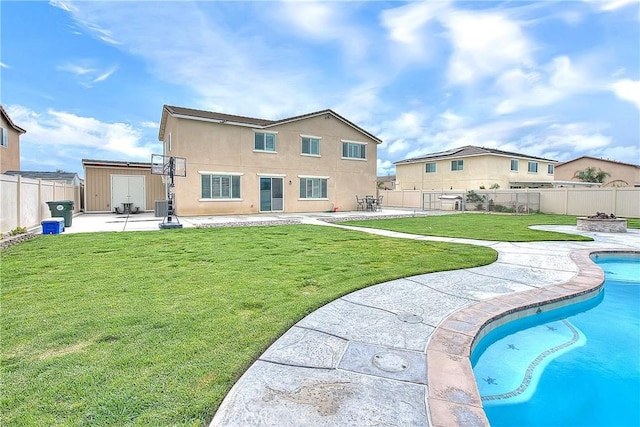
[159, 105, 382, 144]
[4, 171, 80, 183]
[82, 159, 152, 169]
[0, 105, 27, 134]
[394, 145, 556, 165]
[555, 155, 640, 169]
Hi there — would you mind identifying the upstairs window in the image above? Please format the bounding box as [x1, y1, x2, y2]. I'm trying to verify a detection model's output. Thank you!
[451, 160, 464, 171]
[301, 136, 320, 156]
[342, 141, 366, 159]
[425, 162, 436, 173]
[528, 161, 538, 173]
[254, 132, 276, 152]
[547, 164, 554, 174]
[201, 174, 241, 199]
[510, 159, 519, 172]
[0, 128, 7, 147]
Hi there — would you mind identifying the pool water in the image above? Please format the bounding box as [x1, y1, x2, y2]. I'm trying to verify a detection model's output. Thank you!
[472, 253, 640, 426]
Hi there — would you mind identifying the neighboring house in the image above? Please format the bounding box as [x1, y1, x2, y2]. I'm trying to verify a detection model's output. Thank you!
[555, 156, 640, 187]
[82, 159, 165, 213]
[395, 145, 558, 191]
[4, 170, 82, 186]
[377, 175, 396, 191]
[0, 105, 26, 174]
[158, 105, 381, 215]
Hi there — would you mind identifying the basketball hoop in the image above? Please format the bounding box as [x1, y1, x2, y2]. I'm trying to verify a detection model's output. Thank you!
[151, 154, 187, 229]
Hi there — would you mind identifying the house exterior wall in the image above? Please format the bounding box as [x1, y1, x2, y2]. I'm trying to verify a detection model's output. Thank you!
[162, 113, 379, 215]
[84, 165, 165, 212]
[0, 114, 21, 173]
[396, 154, 556, 191]
[554, 157, 640, 187]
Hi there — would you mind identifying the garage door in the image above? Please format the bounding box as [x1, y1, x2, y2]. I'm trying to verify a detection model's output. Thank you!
[111, 175, 146, 212]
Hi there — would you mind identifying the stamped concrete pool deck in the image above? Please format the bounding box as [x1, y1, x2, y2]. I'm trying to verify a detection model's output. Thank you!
[63, 211, 639, 426]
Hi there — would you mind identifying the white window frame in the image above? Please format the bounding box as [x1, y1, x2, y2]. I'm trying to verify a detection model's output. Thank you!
[510, 159, 519, 172]
[425, 162, 436, 173]
[298, 175, 329, 200]
[341, 140, 367, 160]
[199, 171, 243, 201]
[547, 164, 554, 175]
[0, 127, 7, 147]
[528, 161, 539, 174]
[451, 159, 464, 171]
[301, 135, 321, 156]
[254, 131, 278, 153]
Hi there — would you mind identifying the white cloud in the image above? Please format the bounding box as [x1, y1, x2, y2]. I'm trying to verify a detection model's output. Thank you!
[610, 79, 640, 109]
[140, 121, 158, 129]
[443, 10, 534, 85]
[92, 66, 118, 83]
[377, 159, 395, 176]
[584, 0, 638, 11]
[6, 105, 153, 160]
[0, 62, 9, 69]
[380, 1, 448, 63]
[495, 56, 598, 114]
[57, 62, 95, 75]
[57, 61, 118, 87]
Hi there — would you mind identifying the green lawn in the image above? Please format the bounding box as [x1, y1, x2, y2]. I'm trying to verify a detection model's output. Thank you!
[1, 225, 496, 426]
[339, 213, 639, 241]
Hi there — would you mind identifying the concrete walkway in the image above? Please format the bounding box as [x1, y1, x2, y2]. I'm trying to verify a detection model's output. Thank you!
[59, 211, 639, 426]
[209, 220, 639, 427]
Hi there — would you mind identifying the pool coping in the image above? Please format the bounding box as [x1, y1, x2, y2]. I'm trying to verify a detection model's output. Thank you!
[425, 248, 638, 427]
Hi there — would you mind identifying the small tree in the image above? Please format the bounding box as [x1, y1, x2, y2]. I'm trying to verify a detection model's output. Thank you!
[573, 167, 610, 183]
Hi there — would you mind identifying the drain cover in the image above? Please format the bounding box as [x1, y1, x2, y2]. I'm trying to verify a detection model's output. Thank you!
[372, 352, 409, 372]
[397, 312, 423, 324]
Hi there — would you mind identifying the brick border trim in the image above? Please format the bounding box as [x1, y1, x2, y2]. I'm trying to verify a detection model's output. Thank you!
[424, 249, 636, 427]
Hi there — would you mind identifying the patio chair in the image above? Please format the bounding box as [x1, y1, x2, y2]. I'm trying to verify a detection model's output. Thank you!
[375, 195, 383, 211]
[365, 195, 375, 211]
[355, 195, 365, 211]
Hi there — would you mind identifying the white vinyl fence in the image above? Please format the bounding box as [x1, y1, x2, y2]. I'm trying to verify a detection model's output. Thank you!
[380, 187, 640, 218]
[1, 174, 82, 234]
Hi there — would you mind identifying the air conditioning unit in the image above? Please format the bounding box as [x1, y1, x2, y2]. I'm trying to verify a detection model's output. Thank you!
[154, 200, 169, 217]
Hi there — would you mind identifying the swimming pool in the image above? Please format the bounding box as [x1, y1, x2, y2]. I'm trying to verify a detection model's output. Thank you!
[472, 253, 639, 426]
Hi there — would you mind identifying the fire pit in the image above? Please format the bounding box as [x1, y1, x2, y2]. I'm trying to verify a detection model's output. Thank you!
[577, 212, 627, 233]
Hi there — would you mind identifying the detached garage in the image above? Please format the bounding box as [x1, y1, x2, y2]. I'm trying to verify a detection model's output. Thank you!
[82, 159, 166, 213]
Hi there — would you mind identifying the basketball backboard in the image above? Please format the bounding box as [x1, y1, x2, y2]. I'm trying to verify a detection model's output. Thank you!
[151, 154, 187, 177]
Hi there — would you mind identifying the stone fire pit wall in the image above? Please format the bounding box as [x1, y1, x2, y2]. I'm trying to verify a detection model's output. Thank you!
[577, 217, 627, 233]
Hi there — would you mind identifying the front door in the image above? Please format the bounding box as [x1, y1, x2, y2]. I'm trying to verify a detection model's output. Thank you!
[259, 177, 283, 212]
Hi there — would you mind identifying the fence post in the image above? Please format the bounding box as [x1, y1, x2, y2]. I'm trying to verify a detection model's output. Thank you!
[16, 175, 22, 228]
[612, 187, 617, 215]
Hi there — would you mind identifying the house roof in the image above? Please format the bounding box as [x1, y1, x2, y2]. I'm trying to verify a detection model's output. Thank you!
[555, 155, 640, 169]
[159, 105, 382, 144]
[394, 145, 556, 165]
[82, 159, 152, 169]
[4, 171, 79, 182]
[0, 105, 27, 134]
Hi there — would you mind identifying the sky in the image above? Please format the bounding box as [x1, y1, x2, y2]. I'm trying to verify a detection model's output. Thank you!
[1, 0, 639, 178]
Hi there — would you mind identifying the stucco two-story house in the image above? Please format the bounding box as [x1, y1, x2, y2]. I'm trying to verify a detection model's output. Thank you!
[394, 145, 557, 191]
[554, 156, 640, 187]
[158, 105, 381, 215]
[0, 105, 26, 174]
